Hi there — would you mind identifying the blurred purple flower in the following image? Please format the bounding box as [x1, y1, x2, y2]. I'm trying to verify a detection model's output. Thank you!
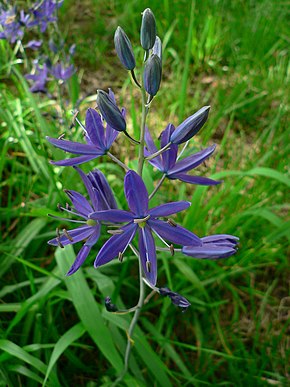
[145, 124, 221, 185]
[30, 0, 63, 32]
[25, 63, 48, 93]
[48, 167, 117, 275]
[47, 90, 121, 166]
[182, 234, 239, 259]
[0, 8, 24, 43]
[25, 40, 42, 50]
[50, 62, 75, 81]
[90, 170, 201, 286]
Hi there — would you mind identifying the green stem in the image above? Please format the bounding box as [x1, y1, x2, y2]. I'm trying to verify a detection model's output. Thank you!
[113, 246, 145, 385]
[107, 151, 130, 171]
[149, 174, 166, 200]
[137, 87, 149, 176]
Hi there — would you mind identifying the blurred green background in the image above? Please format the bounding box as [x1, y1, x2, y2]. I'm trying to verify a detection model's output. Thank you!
[0, 0, 289, 386]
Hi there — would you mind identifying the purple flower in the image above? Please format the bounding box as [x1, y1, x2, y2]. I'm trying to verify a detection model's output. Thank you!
[25, 40, 42, 50]
[145, 124, 221, 185]
[47, 92, 121, 166]
[30, 0, 63, 32]
[25, 63, 48, 93]
[48, 167, 116, 275]
[0, 8, 24, 43]
[50, 62, 75, 81]
[182, 234, 239, 259]
[90, 170, 201, 286]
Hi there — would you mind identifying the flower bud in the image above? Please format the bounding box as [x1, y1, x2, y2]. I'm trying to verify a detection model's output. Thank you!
[159, 287, 191, 312]
[170, 106, 210, 145]
[143, 54, 162, 96]
[140, 8, 156, 50]
[97, 90, 126, 132]
[152, 36, 162, 61]
[114, 26, 136, 70]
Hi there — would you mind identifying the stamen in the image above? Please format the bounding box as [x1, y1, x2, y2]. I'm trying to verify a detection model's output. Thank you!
[57, 203, 63, 212]
[58, 133, 65, 140]
[56, 228, 64, 248]
[118, 252, 123, 262]
[70, 110, 79, 129]
[167, 218, 177, 227]
[146, 261, 151, 273]
[170, 244, 175, 256]
[151, 227, 170, 248]
[107, 229, 124, 235]
[63, 228, 73, 242]
[66, 203, 71, 210]
[133, 215, 150, 224]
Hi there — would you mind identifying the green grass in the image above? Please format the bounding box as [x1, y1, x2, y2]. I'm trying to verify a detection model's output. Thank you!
[0, 0, 289, 385]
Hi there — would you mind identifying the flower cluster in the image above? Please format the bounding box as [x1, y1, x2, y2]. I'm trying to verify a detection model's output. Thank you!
[1, 1, 75, 92]
[47, 8, 238, 311]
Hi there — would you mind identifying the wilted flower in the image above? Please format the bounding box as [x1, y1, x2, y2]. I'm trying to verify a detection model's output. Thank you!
[48, 167, 117, 275]
[47, 91, 121, 166]
[114, 26, 136, 71]
[104, 296, 118, 312]
[145, 124, 220, 185]
[90, 170, 201, 286]
[25, 63, 48, 93]
[140, 8, 156, 50]
[159, 287, 191, 312]
[143, 54, 162, 97]
[182, 234, 239, 259]
[170, 106, 211, 145]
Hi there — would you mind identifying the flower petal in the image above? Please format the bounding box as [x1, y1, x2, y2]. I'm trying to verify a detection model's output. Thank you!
[74, 167, 98, 211]
[201, 234, 239, 245]
[149, 219, 201, 246]
[124, 170, 149, 216]
[138, 225, 157, 286]
[85, 108, 105, 149]
[88, 169, 118, 210]
[66, 226, 101, 275]
[169, 144, 217, 175]
[89, 209, 133, 223]
[149, 201, 190, 217]
[144, 126, 163, 170]
[50, 154, 99, 166]
[170, 173, 222, 186]
[46, 136, 104, 155]
[160, 124, 178, 171]
[94, 223, 137, 267]
[48, 226, 94, 246]
[65, 190, 93, 217]
[182, 245, 237, 259]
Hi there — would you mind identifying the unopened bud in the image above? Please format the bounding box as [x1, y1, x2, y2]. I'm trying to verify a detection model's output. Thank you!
[97, 90, 126, 132]
[143, 54, 162, 96]
[140, 8, 156, 50]
[152, 36, 162, 61]
[170, 106, 211, 145]
[114, 26, 136, 71]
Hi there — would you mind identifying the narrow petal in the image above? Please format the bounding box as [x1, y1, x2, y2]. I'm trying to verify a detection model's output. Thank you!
[74, 167, 98, 211]
[85, 108, 105, 149]
[144, 126, 163, 170]
[65, 190, 93, 217]
[50, 154, 99, 166]
[105, 124, 119, 149]
[124, 170, 149, 216]
[89, 209, 133, 223]
[66, 226, 101, 275]
[182, 245, 237, 259]
[138, 226, 157, 286]
[169, 144, 216, 175]
[201, 234, 239, 245]
[149, 219, 201, 246]
[48, 226, 93, 246]
[88, 169, 118, 210]
[160, 124, 178, 171]
[149, 201, 190, 217]
[46, 137, 104, 155]
[170, 173, 221, 186]
[94, 223, 137, 267]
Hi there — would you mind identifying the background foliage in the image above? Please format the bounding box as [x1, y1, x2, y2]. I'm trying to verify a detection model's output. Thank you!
[0, 0, 289, 385]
